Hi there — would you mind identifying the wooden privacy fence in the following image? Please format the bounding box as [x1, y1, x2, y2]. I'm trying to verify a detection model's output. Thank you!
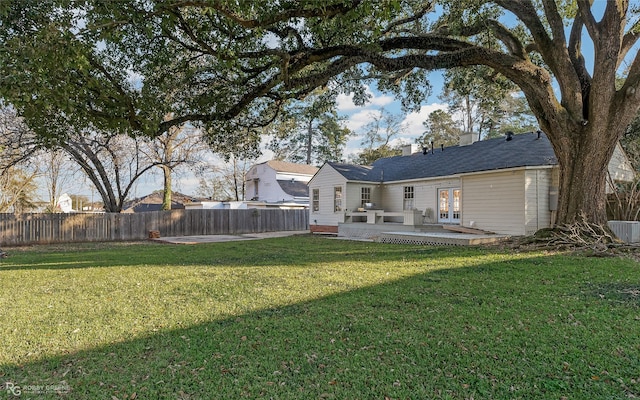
[0, 209, 309, 246]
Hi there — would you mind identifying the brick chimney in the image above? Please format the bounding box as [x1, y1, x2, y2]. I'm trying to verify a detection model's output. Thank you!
[459, 132, 478, 146]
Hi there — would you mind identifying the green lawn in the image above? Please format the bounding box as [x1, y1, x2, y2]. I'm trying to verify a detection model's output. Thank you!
[0, 235, 638, 399]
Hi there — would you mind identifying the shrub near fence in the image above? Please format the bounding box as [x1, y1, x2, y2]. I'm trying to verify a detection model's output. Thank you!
[0, 209, 309, 246]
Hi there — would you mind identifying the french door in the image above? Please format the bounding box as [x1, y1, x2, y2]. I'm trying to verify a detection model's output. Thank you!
[438, 188, 461, 223]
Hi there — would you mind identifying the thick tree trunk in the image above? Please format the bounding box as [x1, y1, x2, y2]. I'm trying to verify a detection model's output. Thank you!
[552, 125, 620, 227]
[162, 165, 172, 211]
[306, 119, 313, 165]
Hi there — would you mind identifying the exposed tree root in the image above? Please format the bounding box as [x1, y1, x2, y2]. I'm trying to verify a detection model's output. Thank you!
[497, 219, 640, 261]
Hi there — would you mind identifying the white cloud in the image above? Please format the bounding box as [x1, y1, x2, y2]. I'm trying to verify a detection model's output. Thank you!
[400, 103, 448, 137]
[369, 93, 395, 108]
[336, 87, 395, 112]
[344, 108, 383, 132]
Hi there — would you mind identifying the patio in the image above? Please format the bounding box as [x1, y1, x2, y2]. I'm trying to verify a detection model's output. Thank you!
[338, 222, 510, 246]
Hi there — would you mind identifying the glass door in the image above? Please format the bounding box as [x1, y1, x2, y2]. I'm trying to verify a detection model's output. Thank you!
[438, 188, 461, 223]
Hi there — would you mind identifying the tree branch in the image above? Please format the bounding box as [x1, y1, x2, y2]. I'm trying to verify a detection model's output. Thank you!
[577, 0, 599, 42]
[620, 18, 640, 67]
[568, 8, 591, 84]
[498, 0, 583, 120]
[382, 2, 435, 35]
[541, 0, 567, 46]
[85, 54, 142, 131]
[171, 0, 363, 29]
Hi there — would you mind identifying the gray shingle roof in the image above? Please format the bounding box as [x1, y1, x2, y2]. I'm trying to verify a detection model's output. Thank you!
[329, 132, 557, 183]
[327, 163, 373, 181]
[266, 160, 319, 175]
[277, 180, 310, 197]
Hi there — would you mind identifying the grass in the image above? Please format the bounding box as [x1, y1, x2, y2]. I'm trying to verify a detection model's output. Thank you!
[0, 235, 639, 399]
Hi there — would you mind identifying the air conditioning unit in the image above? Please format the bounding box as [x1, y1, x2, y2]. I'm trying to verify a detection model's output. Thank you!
[607, 221, 640, 244]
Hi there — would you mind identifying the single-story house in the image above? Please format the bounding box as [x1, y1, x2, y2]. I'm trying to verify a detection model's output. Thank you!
[245, 160, 319, 206]
[308, 132, 635, 236]
[121, 191, 200, 213]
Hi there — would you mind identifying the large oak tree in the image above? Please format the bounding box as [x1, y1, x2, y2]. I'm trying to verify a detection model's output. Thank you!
[2, 1, 640, 226]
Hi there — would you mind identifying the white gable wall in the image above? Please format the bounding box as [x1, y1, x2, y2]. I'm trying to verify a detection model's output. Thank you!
[246, 164, 278, 201]
[308, 165, 348, 228]
[246, 164, 303, 202]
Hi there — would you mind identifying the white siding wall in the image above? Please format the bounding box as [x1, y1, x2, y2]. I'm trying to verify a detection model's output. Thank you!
[524, 169, 553, 234]
[381, 184, 404, 212]
[461, 170, 527, 235]
[308, 165, 348, 226]
[383, 179, 460, 217]
[345, 183, 381, 211]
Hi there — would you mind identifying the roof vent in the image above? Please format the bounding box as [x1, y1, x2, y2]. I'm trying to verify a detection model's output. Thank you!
[506, 131, 514, 141]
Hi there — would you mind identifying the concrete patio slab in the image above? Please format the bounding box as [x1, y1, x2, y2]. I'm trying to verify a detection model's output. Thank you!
[150, 230, 309, 244]
[377, 231, 510, 246]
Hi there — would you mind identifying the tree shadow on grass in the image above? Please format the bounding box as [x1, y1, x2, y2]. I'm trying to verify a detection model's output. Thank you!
[582, 282, 640, 306]
[2, 254, 639, 399]
[0, 235, 488, 271]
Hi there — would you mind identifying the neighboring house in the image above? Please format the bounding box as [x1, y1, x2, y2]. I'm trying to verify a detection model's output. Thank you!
[184, 201, 249, 210]
[121, 191, 200, 213]
[245, 160, 319, 206]
[308, 132, 636, 236]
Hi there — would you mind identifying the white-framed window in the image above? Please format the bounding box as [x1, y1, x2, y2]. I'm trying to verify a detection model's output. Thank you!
[312, 189, 319, 212]
[403, 186, 414, 210]
[334, 186, 342, 212]
[361, 187, 371, 208]
[253, 178, 260, 200]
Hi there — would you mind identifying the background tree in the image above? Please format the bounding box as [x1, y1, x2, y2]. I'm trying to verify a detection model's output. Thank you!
[418, 109, 463, 148]
[140, 117, 209, 210]
[267, 93, 351, 165]
[0, 106, 41, 213]
[3, 1, 640, 227]
[353, 108, 405, 165]
[0, 106, 39, 173]
[491, 95, 538, 137]
[315, 115, 352, 163]
[623, 114, 640, 168]
[0, 106, 170, 213]
[196, 154, 254, 201]
[0, 166, 39, 213]
[441, 66, 537, 140]
[38, 150, 79, 212]
[61, 131, 159, 213]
